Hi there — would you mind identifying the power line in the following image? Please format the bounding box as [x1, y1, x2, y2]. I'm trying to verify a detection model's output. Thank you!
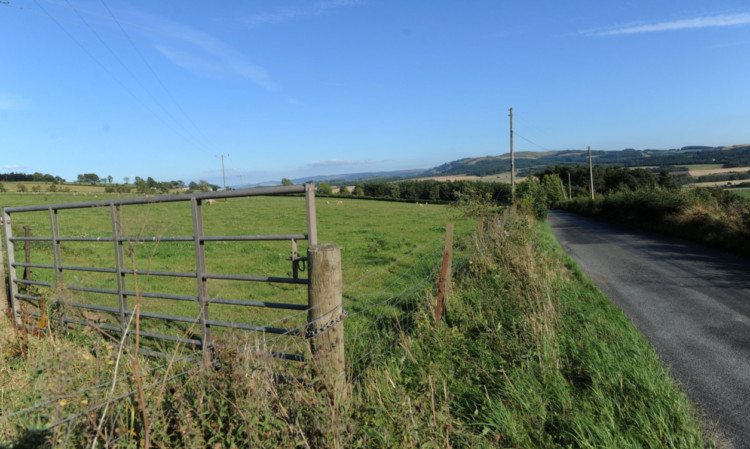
[98, 0, 215, 151]
[61, 0, 212, 153]
[512, 130, 555, 152]
[30, 0, 206, 154]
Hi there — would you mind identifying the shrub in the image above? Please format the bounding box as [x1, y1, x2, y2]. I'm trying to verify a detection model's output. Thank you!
[317, 182, 333, 195]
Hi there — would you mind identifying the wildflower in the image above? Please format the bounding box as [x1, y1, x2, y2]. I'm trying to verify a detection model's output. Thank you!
[58, 399, 67, 406]
[107, 360, 115, 365]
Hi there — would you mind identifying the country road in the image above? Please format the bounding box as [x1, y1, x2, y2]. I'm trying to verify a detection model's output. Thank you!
[548, 210, 750, 449]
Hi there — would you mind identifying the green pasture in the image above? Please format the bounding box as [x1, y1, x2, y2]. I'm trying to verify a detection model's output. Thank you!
[1, 192, 471, 356]
[682, 164, 723, 171]
[732, 189, 750, 199]
[0, 182, 109, 194]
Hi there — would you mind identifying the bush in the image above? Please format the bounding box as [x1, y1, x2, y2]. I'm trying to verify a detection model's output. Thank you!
[516, 177, 548, 220]
[317, 182, 333, 195]
[561, 187, 750, 257]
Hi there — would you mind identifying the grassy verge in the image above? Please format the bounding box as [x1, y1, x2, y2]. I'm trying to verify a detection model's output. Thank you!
[0, 200, 713, 447]
[561, 188, 750, 257]
[347, 212, 712, 447]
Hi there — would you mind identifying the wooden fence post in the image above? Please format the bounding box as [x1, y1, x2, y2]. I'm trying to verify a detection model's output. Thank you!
[477, 216, 484, 242]
[308, 243, 346, 403]
[435, 223, 454, 325]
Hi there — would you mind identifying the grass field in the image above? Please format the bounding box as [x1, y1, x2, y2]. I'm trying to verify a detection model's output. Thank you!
[1, 191, 472, 355]
[687, 166, 750, 177]
[0, 192, 714, 447]
[732, 189, 750, 199]
[0, 182, 110, 194]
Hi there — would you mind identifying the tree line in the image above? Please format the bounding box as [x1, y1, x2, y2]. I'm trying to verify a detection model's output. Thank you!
[315, 179, 512, 204]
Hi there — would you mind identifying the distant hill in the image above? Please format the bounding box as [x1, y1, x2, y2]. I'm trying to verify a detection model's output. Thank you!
[252, 144, 750, 186]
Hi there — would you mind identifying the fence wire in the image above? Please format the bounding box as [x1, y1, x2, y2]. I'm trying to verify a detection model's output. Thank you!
[1, 230, 453, 446]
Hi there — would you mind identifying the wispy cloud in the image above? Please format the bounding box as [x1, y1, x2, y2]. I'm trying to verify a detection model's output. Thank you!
[0, 93, 27, 110]
[243, 0, 364, 27]
[5, 164, 30, 170]
[306, 159, 374, 168]
[585, 13, 750, 36]
[126, 9, 277, 91]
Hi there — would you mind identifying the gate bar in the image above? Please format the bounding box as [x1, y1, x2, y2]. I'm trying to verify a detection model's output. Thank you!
[3, 185, 306, 213]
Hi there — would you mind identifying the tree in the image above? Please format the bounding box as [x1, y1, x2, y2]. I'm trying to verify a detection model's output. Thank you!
[317, 182, 333, 195]
[170, 180, 186, 189]
[198, 180, 211, 192]
[338, 185, 350, 196]
[123, 177, 130, 184]
[281, 178, 293, 186]
[107, 176, 113, 184]
[77, 173, 100, 183]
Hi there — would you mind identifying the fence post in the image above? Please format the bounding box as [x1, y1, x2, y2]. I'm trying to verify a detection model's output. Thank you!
[0, 211, 8, 318]
[2, 209, 21, 326]
[308, 243, 346, 403]
[435, 223, 454, 325]
[477, 216, 484, 242]
[23, 226, 30, 281]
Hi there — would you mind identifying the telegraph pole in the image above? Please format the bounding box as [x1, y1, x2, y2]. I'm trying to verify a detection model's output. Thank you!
[588, 146, 594, 200]
[568, 172, 572, 199]
[216, 154, 229, 191]
[509, 107, 515, 203]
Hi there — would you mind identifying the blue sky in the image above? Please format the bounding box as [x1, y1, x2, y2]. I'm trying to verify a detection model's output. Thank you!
[1, 0, 749, 186]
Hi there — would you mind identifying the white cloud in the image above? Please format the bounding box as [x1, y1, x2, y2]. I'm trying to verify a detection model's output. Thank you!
[306, 159, 374, 168]
[5, 164, 31, 170]
[243, 0, 364, 27]
[585, 13, 750, 36]
[127, 10, 277, 91]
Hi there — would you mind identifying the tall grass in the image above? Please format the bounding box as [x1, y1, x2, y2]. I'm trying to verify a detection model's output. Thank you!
[0, 197, 714, 447]
[563, 187, 750, 257]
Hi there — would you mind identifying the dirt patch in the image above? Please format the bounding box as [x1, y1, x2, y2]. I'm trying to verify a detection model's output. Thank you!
[688, 167, 750, 177]
[414, 175, 482, 182]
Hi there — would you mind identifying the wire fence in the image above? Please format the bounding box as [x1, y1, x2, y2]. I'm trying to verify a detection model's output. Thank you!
[0, 228, 455, 447]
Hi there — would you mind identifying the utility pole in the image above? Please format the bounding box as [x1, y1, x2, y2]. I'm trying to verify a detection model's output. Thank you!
[509, 107, 515, 203]
[216, 154, 229, 191]
[588, 146, 594, 200]
[568, 172, 572, 200]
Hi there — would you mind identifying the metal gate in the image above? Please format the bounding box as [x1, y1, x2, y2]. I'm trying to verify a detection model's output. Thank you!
[1, 183, 317, 360]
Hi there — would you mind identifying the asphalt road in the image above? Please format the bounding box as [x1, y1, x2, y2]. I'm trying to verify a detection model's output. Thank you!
[548, 210, 750, 449]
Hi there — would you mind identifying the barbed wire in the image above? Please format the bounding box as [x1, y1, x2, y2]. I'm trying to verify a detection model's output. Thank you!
[1, 231, 453, 444]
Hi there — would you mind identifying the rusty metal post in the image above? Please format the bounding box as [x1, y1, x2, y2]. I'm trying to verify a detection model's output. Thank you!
[308, 243, 346, 403]
[435, 223, 454, 325]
